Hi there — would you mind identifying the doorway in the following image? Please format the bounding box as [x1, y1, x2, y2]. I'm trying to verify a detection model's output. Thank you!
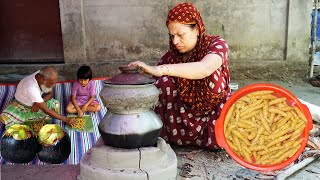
[0, 0, 64, 63]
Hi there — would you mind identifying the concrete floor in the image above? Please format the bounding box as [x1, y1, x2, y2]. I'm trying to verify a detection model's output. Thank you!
[1, 79, 320, 180]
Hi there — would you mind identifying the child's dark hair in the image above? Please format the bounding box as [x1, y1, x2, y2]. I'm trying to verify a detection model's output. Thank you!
[77, 66, 92, 80]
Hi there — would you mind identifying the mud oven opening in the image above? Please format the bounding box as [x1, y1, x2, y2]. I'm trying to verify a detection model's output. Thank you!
[78, 67, 178, 180]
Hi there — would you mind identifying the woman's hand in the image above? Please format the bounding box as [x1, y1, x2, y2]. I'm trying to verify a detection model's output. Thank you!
[128, 61, 163, 77]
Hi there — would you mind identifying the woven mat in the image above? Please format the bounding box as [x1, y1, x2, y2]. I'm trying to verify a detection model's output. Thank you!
[0, 78, 108, 165]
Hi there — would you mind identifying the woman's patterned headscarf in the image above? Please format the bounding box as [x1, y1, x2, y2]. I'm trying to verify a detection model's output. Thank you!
[166, 2, 205, 36]
[166, 2, 211, 62]
[162, 2, 227, 113]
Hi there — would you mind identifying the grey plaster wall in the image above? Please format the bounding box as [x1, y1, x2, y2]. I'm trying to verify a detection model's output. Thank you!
[83, 1, 169, 63]
[59, 0, 86, 63]
[192, 0, 287, 61]
[80, 0, 293, 62]
[286, 0, 313, 62]
[0, 0, 313, 82]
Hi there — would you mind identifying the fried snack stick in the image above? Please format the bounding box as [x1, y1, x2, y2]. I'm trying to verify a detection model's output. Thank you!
[71, 117, 86, 130]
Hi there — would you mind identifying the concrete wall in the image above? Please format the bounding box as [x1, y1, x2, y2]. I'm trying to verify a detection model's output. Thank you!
[0, 0, 313, 82]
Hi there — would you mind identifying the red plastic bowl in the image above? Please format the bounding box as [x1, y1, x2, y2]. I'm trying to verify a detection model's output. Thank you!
[215, 83, 313, 171]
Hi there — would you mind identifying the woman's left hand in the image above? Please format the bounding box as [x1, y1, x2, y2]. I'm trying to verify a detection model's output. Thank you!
[128, 61, 163, 77]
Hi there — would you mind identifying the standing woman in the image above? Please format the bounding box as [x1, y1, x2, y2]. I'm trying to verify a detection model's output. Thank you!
[128, 2, 230, 149]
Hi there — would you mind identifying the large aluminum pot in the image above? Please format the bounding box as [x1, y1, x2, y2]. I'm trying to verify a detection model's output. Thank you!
[98, 66, 163, 148]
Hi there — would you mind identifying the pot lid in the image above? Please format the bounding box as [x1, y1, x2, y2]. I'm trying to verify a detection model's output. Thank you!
[104, 66, 156, 85]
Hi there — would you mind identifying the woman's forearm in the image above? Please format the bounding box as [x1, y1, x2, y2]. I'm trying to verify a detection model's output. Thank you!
[128, 54, 223, 79]
[158, 54, 223, 79]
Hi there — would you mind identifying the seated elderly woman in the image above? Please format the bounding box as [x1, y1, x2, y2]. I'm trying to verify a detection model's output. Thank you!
[128, 2, 230, 150]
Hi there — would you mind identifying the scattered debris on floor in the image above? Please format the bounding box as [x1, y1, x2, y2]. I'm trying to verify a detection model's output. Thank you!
[179, 163, 199, 178]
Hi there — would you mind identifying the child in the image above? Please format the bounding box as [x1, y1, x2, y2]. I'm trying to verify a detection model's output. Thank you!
[66, 66, 101, 117]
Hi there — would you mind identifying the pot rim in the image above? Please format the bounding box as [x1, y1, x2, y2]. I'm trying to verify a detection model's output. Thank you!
[104, 66, 156, 85]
